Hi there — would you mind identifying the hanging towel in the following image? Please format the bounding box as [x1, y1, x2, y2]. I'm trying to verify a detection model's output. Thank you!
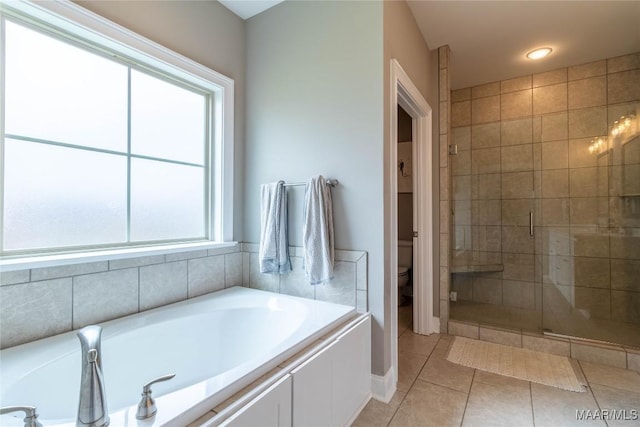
[302, 175, 335, 284]
[259, 181, 291, 274]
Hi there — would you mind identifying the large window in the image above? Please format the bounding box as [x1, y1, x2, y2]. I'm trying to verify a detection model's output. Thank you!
[1, 2, 233, 258]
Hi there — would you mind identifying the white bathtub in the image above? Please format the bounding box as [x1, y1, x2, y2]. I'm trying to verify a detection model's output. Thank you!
[0, 286, 356, 426]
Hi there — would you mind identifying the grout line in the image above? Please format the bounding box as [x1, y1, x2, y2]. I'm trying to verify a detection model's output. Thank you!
[459, 369, 476, 427]
[529, 381, 536, 427]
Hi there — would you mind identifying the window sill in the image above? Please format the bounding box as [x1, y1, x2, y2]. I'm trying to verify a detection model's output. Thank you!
[0, 241, 239, 272]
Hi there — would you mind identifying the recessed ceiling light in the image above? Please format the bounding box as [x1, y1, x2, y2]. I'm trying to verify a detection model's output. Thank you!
[526, 47, 552, 60]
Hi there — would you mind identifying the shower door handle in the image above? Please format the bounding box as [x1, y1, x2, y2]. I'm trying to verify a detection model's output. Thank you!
[529, 211, 534, 237]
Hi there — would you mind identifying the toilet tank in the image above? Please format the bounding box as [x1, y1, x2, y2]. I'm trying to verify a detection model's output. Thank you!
[398, 240, 413, 268]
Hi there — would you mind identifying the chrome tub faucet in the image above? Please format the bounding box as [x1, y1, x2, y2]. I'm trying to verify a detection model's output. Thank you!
[76, 325, 109, 427]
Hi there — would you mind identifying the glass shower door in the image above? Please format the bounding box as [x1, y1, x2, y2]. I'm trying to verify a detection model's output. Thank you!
[539, 103, 640, 348]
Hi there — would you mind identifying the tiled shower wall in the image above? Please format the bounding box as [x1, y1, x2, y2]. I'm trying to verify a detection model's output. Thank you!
[0, 243, 367, 349]
[449, 52, 640, 342]
[438, 45, 452, 333]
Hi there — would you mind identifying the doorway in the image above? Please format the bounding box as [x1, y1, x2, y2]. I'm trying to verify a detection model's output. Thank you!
[397, 105, 414, 336]
[389, 59, 435, 396]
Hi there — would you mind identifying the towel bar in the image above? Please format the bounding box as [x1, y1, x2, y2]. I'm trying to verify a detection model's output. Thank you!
[283, 179, 338, 187]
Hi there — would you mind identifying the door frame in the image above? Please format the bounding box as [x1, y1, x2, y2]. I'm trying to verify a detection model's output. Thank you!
[389, 59, 436, 390]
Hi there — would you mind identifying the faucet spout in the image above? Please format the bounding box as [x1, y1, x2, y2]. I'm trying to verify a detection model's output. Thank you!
[77, 325, 109, 427]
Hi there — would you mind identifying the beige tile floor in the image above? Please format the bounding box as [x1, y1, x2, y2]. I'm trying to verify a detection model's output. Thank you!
[353, 305, 640, 427]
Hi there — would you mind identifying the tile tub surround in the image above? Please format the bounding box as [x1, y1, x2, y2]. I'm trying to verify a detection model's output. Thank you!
[449, 51, 640, 345]
[354, 330, 640, 427]
[241, 242, 367, 313]
[0, 243, 367, 349]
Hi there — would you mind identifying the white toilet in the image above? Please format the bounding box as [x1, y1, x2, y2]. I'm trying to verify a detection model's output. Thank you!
[398, 240, 413, 305]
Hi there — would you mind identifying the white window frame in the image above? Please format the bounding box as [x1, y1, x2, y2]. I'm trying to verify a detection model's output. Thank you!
[0, 0, 235, 271]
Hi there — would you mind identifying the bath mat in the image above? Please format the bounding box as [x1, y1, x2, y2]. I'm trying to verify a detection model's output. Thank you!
[447, 336, 586, 392]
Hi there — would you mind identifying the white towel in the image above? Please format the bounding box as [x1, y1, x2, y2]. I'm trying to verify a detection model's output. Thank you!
[302, 175, 335, 284]
[259, 181, 291, 274]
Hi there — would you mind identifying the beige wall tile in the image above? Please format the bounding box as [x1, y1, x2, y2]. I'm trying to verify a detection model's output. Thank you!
[611, 290, 640, 324]
[452, 87, 471, 102]
[440, 100, 449, 133]
[574, 257, 610, 288]
[541, 112, 568, 142]
[569, 167, 606, 197]
[479, 325, 522, 346]
[501, 89, 532, 120]
[541, 140, 568, 170]
[573, 232, 610, 258]
[502, 171, 534, 199]
[502, 280, 536, 309]
[471, 225, 501, 252]
[568, 138, 600, 168]
[472, 200, 501, 226]
[533, 83, 567, 115]
[607, 69, 640, 104]
[533, 68, 568, 87]
[452, 100, 471, 127]
[568, 76, 607, 110]
[569, 107, 607, 139]
[575, 286, 611, 319]
[501, 144, 533, 172]
[522, 333, 570, 356]
[607, 52, 640, 74]
[472, 95, 500, 124]
[611, 259, 640, 291]
[541, 169, 569, 198]
[471, 122, 501, 148]
[502, 199, 534, 226]
[501, 75, 532, 94]
[472, 173, 501, 200]
[569, 197, 606, 225]
[541, 199, 570, 225]
[440, 134, 449, 167]
[472, 82, 500, 99]
[441, 171, 450, 203]
[473, 277, 503, 304]
[501, 118, 533, 146]
[439, 68, 449, 102]
[568, 60, 606, 80]
[502, 225, 534, 254]
[471, 147, 501, 174]
[452, 149, 471, 176]
[448, 320, 480, 338]
[452, 126, 471, 150]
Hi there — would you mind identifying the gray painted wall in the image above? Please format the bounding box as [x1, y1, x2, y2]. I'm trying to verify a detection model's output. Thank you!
[244, 1, 385, 373]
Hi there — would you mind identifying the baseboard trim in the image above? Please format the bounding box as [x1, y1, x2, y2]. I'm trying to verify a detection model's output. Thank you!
[371, 367, 396, 403]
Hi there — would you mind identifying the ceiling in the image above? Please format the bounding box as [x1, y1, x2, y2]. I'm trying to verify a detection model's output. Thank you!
[218, 0, 283, 20]
[219, 1, 640, 89]
[407, 1, 640, 89]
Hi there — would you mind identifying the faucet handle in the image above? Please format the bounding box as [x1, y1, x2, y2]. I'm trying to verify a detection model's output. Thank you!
[0, 406, 43, 427]
[136, 373, 176, 420]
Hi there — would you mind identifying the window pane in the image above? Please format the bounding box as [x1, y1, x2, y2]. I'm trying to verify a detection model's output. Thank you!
[3, 139, 128, 251]
[131, 70, 206, 164]
[4, 21, 128, 152]
[130, 159, 205, 241]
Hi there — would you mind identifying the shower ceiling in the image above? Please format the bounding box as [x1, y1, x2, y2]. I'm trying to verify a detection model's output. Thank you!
[407, 0, 640, 89]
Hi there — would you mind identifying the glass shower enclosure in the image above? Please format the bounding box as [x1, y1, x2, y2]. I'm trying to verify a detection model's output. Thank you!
[448, 57, 639, 348]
